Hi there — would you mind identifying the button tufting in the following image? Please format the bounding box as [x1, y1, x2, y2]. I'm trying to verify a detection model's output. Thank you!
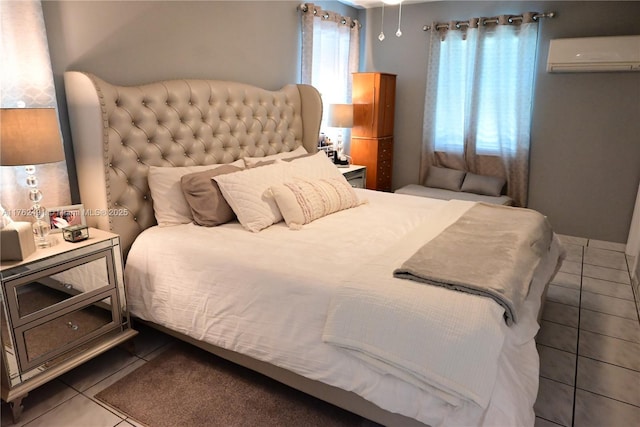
[137, 158, 141, 163]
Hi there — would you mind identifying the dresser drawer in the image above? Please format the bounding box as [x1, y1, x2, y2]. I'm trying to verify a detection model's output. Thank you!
[14, 290, 119, 371]
[5, 249, 115, 327]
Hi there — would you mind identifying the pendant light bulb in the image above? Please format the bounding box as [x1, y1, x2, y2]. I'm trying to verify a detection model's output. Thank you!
[396, 0, 403, 37]
[378, 4, 385, 41]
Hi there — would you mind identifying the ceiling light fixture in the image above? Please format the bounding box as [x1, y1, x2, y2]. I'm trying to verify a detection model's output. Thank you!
[396, 0, 403, 37]
[378, 3, 385, 41]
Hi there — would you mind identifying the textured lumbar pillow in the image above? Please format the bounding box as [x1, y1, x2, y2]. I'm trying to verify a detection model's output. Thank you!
[270, 177, 365, 229]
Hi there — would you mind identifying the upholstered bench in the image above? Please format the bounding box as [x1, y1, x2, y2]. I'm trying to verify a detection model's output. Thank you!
[395, 166, 514, 206]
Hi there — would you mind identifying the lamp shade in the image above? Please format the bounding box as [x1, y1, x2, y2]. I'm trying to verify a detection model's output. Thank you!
[327, 104, 353, 128]
[1, 108, 64, 166]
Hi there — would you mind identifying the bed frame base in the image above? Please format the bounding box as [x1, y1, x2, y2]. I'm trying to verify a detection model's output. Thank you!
[135, 319, 428, 427]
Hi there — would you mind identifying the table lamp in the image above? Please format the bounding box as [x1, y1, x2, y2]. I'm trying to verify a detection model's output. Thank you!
[1, 108, 65, 248]
[327, 103, 353, 163]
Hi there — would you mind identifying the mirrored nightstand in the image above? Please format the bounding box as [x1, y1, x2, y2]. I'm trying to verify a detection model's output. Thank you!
[340, 165, 367, 189]
[0, 228, 137, 422]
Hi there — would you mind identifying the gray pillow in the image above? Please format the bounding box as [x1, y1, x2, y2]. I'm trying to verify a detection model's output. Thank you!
[424, 166, 466, 191]
[461, 173, 506, 196]
[180, 164, 243, 226]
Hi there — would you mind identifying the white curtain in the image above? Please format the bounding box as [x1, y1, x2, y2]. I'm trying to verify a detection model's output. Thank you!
[422, 14, 539, 207]
[0, 0, 71, 220]
[300, 3, 359, 137]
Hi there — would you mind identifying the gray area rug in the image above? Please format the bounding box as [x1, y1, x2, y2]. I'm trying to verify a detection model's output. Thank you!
[95, 343, 371, 427]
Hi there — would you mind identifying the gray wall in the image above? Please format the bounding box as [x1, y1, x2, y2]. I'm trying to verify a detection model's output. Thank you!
[44, 1, 639, 243]
[43, 0, 358, 204]
[360, 1, 640, 243]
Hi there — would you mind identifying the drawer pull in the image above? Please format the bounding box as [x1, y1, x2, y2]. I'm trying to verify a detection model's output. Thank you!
[63, 283, 73, 290]
[67, 322, 79, 331]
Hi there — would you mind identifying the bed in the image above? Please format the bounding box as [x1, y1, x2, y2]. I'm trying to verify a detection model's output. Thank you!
[64, 71, 564, 427]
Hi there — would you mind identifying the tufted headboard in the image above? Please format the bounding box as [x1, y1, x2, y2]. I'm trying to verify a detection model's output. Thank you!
[64, 72, 322, 256]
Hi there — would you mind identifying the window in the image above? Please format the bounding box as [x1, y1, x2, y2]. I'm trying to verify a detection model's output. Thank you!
[300, 5, 359, 134]
[422, 16, 540, 207]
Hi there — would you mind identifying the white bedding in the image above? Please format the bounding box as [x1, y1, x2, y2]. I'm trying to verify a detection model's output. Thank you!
[125, 189, 563, 426]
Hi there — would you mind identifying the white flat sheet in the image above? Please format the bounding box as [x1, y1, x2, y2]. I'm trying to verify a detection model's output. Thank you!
[125, 189, 563, 427]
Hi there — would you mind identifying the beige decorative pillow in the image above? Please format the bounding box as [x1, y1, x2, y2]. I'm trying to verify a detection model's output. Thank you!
[243, 145, 308, 168]
[288, 150, 346, 181]
[213, 161, 291, 232]
[424, 166, 466, 191]
[461, 173, 506, 196]
[148, 160, 244, 226]
[180, 164, 243, 226]
[270, 178, 365, 229]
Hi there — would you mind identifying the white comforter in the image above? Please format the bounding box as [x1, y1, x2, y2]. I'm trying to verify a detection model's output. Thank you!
[125, 189, 562, 427]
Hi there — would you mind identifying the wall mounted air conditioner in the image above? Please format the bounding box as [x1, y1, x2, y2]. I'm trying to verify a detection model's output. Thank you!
[547, 35, 640, 73]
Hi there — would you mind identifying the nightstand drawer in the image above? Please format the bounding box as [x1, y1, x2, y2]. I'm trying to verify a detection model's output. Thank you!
[14, 290, 119, 371]
[5, 249, 115, 327]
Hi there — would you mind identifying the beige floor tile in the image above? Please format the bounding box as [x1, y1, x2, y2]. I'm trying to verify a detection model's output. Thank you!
[550, 271, 581, 290]
[558, 235, 588, 246]
[0, 380, 78, 427]
[562, 243, 584, 263]
[583, 264, 631, 285]
[546, 284, 580, 307]
[582, 277, 634, 300]
[58, 347, 140, 392]
[542, 301, 579, 328]
[579, 330, 640, 371]
[584, 247, 629, 271]
[580, 309, 640, 344]
[538, 345, 576, 386]
[574, 389, 640, 427]
[534, 378, 574, 427]
[588, 240, 627, 252]
[537, 321, 578, 353]
[21, 394, 122, 427]
[581, 291, 638, 320]
[577, 357, 640, 407]
[558, 259, 582, 275]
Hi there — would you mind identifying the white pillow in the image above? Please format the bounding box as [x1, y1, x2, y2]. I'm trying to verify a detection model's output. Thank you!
[243, 145, 308, 168]
[148, 160, 244, 226]
[270, 178, 365, 229]
[213, 161, 291, 232]
[288, 150, 346, 181]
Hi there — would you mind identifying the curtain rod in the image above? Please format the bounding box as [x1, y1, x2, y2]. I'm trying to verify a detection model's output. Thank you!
[422, 12, 555, 31]
[298, 3, 360, 28]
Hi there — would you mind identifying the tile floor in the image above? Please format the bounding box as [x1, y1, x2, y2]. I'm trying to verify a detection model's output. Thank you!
[1, 235, 638, 427]
[534, 235, 640, 427]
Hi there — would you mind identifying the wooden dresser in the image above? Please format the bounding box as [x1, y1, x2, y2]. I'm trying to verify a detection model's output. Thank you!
[350, 72, 396, 191]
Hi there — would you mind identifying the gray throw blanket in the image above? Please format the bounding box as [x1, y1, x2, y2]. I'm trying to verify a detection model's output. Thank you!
[393, 203, 552, 325]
